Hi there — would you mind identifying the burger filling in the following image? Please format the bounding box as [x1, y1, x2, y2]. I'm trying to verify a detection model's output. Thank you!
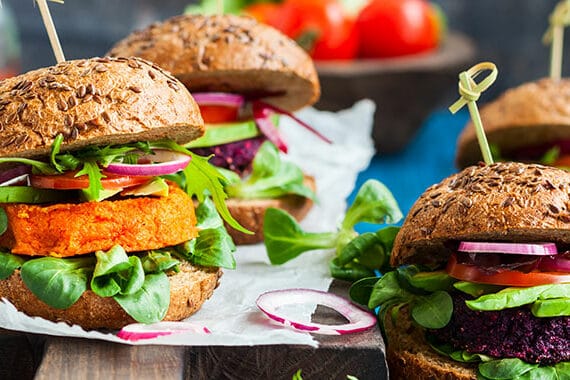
[352, 241, 570, 379]
[493, 139, 570, 169]
[185, 92, 327, 201]
[0, 137, 242, 325]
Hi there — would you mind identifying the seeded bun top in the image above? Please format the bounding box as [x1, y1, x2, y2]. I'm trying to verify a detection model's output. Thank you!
[107, 14, 320, 112]
[0, 56, 204, 158]
[456, 78, 570, 168]
[391, 161, 570, 267]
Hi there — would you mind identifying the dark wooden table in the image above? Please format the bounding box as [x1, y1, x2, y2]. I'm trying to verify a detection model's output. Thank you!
[0, 281, 388, 380]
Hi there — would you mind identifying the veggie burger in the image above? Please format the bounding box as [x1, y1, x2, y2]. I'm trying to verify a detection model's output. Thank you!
[0, 56, 241, 330]
[108, 13, 325, 244]
[456, 78, 570, 169]
[370, 162, 569, 379]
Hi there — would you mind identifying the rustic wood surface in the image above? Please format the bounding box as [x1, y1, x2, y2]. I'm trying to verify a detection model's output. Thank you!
[1, 281, 387, 380]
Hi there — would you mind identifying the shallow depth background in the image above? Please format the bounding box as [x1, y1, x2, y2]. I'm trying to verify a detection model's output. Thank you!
[3, 0, 563, 98]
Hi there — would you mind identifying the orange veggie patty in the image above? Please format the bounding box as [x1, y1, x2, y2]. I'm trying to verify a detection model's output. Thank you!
[0, 183, 198, 257]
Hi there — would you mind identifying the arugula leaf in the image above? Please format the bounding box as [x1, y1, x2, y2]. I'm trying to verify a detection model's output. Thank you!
[113, 272, 170, 324]
[20, 257, 94, 309]
[183, 152, 251, 234]
[0, 252, 25, 279]
[195, 196, 225, 230]
[0, 158, 56, 175]
[76, 161, 105, 201]
[224, 141, 316, 200]
[0, 208, 7, 236]
[264, 207, 337, 265]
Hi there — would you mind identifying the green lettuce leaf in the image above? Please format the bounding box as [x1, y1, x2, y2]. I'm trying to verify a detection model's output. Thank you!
[113, 272, 170, 324]
[20, 256, 94, 309]
[0, 251, 25, 279]
[224, 141, 316, 200]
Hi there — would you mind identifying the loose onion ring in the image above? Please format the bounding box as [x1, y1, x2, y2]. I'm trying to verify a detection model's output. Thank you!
[117, 321, 211, 342]
[256, 288, 376, 335]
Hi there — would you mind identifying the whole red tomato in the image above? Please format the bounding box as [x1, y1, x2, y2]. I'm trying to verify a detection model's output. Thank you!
[264, 0, 359, 61]
[356, 0, 441, 58]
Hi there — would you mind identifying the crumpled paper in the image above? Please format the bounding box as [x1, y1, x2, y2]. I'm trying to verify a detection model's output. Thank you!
[0, 100, 376, 346]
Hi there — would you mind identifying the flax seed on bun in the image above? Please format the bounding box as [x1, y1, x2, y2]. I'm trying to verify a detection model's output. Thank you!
[0, 56, 204, 158]
[392, 161, 570, 267]
[107, 13, 320, 112]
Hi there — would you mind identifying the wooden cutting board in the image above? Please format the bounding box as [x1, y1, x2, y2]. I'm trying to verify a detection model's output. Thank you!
[0, 281, 388, 380]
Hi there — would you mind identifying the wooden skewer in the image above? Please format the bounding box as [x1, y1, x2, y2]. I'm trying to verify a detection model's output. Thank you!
[36, 0, 65, 63]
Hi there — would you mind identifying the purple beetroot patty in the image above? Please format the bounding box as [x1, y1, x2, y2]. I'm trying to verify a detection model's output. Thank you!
[429, 291, 569, 365]
[190, 136, 267, 175]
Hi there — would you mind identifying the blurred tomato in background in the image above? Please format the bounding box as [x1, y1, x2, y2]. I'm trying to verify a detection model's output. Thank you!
[189, 0, 446, 61]
[355, 0, 443, 58]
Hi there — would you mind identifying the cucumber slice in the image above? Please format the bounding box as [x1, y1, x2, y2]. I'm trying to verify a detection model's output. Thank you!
[186, 116, 279, 148]
[0, 186, 69, 203]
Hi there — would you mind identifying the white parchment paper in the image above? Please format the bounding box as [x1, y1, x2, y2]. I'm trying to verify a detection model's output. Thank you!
[0, 100, 376, 346]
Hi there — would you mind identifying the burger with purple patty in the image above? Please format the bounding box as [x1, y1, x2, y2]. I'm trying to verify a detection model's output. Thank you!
[108, 13, 327, 244]
[351, 161, 570, 379]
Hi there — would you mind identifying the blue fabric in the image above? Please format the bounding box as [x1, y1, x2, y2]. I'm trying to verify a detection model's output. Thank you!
[349, 109, 470, 233]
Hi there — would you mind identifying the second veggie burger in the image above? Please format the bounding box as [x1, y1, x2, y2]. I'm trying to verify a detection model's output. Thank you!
[108, 13, 325, 244]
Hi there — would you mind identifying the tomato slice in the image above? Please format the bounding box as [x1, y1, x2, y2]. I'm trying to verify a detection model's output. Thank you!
[199, 105, 239, 124]
[553, 154, 570, 168]
[30, 171, 152, 190]
[446, 253, 570, 287]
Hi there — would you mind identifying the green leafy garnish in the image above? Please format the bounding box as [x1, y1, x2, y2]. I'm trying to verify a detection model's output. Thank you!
[263, 179, 402, 281]
[173, 198, 237, 269]
[0, 251, 24, 279]
[113, 273, 170, 324]
[76, 161, 105, 201]
[20, 256, 94, 309]
[466, 284, 570, 317]
[91, 246, 145, 297]
[429, 337, 570, 380]
[224, 141, 315, 200]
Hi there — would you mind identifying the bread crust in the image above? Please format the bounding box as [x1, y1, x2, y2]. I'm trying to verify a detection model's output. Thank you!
[0, 57, 204, 158]
[0, 262, 222, 330]
[456, 78, 570, 168]
[385, 306, 477, 380]
[108, 14, 320, 112]
[392, 162, 570, 266]
[225, 175, 316, 245]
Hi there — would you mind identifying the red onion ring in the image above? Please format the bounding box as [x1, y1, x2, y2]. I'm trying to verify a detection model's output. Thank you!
[458, 241, 557, 256]
[105, 150, 191, 176]
[539, 252, 570, 272]
[0, 165, 31, 186]
[256, 288, 376, 335]
[254, 101, 333, 144]
[192, 92, 245, 107]
[117, 321, 211, 342]
[252, 102, 288, 153]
